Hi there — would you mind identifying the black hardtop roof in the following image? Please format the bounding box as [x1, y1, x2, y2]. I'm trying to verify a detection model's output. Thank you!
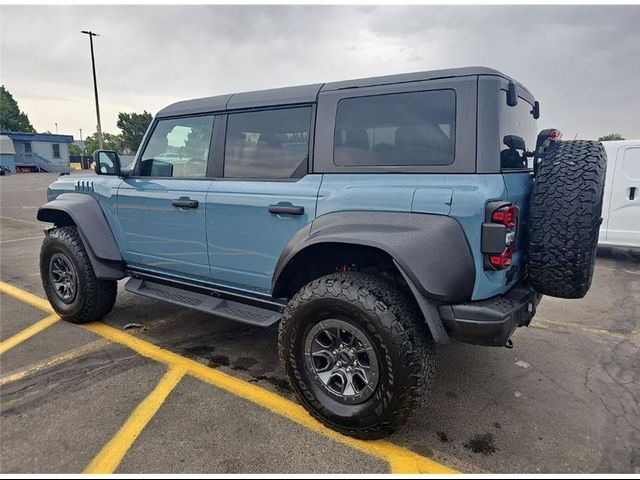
[157, 66, 524, 118]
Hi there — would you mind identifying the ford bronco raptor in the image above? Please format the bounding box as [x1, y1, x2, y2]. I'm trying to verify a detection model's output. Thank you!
[38, 67, 606, 439]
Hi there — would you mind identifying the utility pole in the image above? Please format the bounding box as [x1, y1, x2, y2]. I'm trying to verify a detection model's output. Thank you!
[55, 122, 58, 134]
[81, 30, 103, 150]
[79, 128, 84, 154]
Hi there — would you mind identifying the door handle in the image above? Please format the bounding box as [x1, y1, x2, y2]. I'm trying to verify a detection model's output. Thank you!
[630, 187, 636, 201]
[268, 204, 304, 215]
[172, 199, 199, 209]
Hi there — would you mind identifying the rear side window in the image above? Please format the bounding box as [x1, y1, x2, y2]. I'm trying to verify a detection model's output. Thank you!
[623, 148, 640, 180]
[138, 115, 214, 178]
[499, 94, 538, 170]
[224, 107, 311, 179]
[333, 90, 456, 166]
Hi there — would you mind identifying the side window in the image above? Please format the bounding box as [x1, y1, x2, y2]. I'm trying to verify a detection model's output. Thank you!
[499, 94, 538, 170]
[52, 144, 61, 158]
[623, 148, 640, 180]
[334, 90, 456, 166]
[137, 115, 214, 178]
[224, 107, 311, 179]
[24, 142, 32, 154]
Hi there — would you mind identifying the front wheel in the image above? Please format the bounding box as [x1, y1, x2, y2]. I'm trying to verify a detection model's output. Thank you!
[40, 226, 117, 324]
[278, 272, 435, 439]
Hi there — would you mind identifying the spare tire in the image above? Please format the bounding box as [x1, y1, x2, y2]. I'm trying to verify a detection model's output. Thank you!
[527, 140, 607, 298]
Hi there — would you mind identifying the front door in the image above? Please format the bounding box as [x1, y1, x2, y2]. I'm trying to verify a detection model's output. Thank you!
[206, 107, 321, 295]
[116, 114, 216, 281]
[606, 145, 640, 247]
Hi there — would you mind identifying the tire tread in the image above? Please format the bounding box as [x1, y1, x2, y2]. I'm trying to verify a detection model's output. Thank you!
[528, 140, 607, 298]
[40, 226, 117, 323]
[278, 272, 435, 439]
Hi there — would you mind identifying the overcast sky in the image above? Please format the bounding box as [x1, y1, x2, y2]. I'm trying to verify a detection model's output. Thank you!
[1, 5, 639, 141]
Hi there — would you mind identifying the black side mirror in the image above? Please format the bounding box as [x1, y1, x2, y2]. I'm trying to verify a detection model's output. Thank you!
[93, 150, 121, 176]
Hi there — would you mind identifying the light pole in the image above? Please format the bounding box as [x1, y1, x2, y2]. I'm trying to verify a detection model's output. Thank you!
[81, 30, 103, 150]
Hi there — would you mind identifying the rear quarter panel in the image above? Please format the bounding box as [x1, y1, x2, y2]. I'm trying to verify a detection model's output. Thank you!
[316, 173, 520, 300]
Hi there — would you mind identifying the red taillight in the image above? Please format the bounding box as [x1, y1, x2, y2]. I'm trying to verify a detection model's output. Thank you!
[547, 129, 562, 140]
[483, 202, 517, 270]
[489, 245, 513, 269]
[491, 205, 517, 229]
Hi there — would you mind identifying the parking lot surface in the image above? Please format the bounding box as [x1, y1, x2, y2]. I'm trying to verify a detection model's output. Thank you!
[1, 173, 638, 473]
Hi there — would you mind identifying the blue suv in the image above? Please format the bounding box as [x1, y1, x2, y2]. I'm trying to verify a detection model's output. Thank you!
[38, 67, 606, 439]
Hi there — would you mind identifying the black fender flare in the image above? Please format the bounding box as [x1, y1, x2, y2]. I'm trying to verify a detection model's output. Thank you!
[272, 211, 476, 344]
[37, 193, 125, 280]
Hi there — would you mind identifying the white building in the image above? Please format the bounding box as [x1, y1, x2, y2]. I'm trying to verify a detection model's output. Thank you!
[0, 131, 73, 173]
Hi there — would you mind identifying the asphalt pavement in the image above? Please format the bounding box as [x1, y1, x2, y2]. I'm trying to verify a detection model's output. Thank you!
[1, 173, 638, 473]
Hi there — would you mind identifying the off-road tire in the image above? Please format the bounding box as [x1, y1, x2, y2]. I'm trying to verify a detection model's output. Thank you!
[40, 226, 117, 323]
[278, 271, 435, 439]
[528, 140, 607, 298]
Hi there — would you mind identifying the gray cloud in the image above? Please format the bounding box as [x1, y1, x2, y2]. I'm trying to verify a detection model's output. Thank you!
[1, 5, 638, 140]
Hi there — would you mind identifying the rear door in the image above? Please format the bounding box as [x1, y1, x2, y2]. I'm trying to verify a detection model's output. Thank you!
[116, 114, 216, 281]
[206, 106, 321, 296]
[605, 145, 640, 247]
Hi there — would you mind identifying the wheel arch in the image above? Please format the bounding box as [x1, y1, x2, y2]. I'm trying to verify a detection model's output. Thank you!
[38, 193, 125, 280]
[272, 211, 477, 344]
[273, 241, 397, 299]
[37, 208, 76, 227]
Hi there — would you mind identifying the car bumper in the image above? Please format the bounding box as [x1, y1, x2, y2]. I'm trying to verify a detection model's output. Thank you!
[438, 281, 542, 347]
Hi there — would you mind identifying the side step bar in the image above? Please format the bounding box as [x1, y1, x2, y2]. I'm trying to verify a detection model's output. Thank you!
[125, 278, 281, 327]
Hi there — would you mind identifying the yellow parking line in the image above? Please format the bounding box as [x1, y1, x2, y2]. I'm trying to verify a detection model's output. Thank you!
[84, 366, 186, 474]
[0, 281, 459, 474]
[0, 281, 54, 313]
[0, 313, 59, 355]
[84, 322, 458, 474]
[0, 339, 110, 386]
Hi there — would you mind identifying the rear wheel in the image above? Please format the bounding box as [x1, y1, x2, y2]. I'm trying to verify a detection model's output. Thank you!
[278, 272, 435, 439]
[40, 226, 117, 323]
[528, 140, 607, 298]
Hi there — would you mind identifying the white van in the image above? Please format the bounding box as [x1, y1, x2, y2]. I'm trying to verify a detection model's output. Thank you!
[599, 140, 640, 255]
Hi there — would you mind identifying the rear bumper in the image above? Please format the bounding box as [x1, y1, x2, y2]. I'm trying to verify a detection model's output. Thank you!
[438, 281, 542, 347]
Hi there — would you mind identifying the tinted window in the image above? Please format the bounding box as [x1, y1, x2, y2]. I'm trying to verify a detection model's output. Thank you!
[334, 90, 456, 166]
[499, 94, 538, 170]
[224, 107, 311, 179]
[138, 115, 214, 178]
[52, 144, 60, 158]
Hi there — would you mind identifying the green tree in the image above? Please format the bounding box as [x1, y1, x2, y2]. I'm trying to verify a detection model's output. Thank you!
[117, 111, 152, 153]
[68, 144, 83, 155]
[182, 127, 211, 160]
[598, 133, 625, 141]
[84, 132, 123, 155]
[0, 85, 35, 132]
